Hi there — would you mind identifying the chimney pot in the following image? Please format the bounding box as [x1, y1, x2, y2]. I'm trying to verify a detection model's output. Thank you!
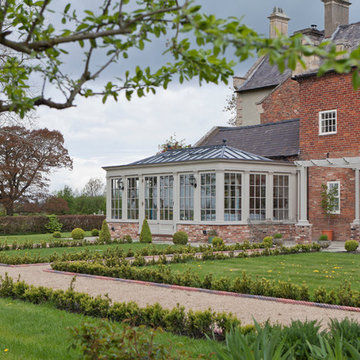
[268, 6, 290, 39]
[322, 0, 351, 38]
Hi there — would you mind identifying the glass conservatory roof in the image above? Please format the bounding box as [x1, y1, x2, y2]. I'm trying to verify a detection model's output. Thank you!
[126, 144, 272, 166]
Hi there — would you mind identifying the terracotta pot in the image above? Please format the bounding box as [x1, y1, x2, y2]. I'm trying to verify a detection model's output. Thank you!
[321, 230, 334, 241]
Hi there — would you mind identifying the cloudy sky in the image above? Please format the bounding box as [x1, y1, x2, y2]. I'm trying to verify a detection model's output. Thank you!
[35, 0, 360, 193]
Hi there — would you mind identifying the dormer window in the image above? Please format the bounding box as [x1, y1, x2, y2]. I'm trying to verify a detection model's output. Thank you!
[319, 110, 337, 135]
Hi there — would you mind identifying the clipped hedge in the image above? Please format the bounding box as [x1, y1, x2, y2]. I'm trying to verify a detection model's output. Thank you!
[0, 215, 105, 235]
[0, 274, 240, 340]
[51, 261, 360, 308]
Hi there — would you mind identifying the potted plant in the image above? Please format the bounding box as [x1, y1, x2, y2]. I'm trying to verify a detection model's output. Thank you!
[320, 183, 338, 241]
[207, 229, 218, 244]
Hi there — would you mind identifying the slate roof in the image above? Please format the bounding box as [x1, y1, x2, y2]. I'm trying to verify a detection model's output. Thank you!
[332, 21, 360, 51]
[197, 119, 299, 159]
[237, 22, 360, 92]
[237, 56, 292, 92]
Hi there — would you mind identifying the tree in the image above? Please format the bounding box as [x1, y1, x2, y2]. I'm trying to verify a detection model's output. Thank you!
[223, 87, 237, 126]
[82, 178, 105, 197]
[42, 196, 70, 215]
[0, 0, 356, 119]
[57, 185, 75, 210]
[158, 133, 190, 153]
[0, 126, 73, 215]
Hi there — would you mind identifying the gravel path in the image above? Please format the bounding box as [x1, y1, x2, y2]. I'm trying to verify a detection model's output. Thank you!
[1, 264, 360, 327]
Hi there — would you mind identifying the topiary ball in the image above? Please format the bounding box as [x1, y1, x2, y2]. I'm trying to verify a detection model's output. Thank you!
[212, 237, 224, 248]
[91, 228, 99, 236]
[345, 240, 359, 252]
[172, 231, 188, 245]
[52, 231, 61, 238]
[262, 236, 273, 248]
[71, 228, 85, 240]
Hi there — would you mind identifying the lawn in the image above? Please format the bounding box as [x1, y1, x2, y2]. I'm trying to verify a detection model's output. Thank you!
[0, 232, 93, 245]
[1, 243, 174, 260]
[0, 298, 218, 359]
[159, 252, 360, 293]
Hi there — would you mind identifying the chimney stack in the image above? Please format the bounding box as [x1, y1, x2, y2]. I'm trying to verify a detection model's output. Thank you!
[322, 0, 351, 38]
[268, 7, 290, 39]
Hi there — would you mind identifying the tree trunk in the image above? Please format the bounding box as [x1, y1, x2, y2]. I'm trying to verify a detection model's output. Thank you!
[4, 202, 14, 216]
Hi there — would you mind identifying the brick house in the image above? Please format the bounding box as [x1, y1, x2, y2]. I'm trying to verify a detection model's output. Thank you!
[104, 0, 360, 243]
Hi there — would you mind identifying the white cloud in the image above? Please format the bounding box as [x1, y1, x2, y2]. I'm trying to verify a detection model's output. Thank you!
[37, 83, 232, 192]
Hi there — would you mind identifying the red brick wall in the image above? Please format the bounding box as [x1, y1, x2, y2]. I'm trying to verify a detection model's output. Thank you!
[260, 78, 300, 124]
[298, 71, 360, 241]
[108, 221, 298, 243]
[108, 222, 138, 239]
[177, 223, 297, 243]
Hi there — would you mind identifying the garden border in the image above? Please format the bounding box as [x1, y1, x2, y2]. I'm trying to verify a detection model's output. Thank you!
[45, 268, 360, 314]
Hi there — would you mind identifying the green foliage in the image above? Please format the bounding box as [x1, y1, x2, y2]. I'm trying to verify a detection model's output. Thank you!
[274, 233, 283, 239]
[140, 219, 152, 243]
[52, 231, 61, 238]
[123, 234, 133, 243]
[71, 228, 85, 240]
[262, 236, 273, 248]
[345, 240, 359, 252]
[321, 183, 338, 222]
[172, 231, 188, 245]
[318, 234, 328, 241]
[0, 274, 240, 341]
[44, 214, 63, 233]
[99, 220, 111, 243]
[71, 322, 180, 360]
[91, 228, 99, 236]
[210, 319, 360, 360]
[212, 237, 224, 248]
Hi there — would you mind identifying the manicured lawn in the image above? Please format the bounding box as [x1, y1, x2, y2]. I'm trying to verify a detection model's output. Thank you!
[0, 231, 92, 245]
[1, 243, 174, 259]
[0, 298, 218, 359]
[161, 252, 360, 293]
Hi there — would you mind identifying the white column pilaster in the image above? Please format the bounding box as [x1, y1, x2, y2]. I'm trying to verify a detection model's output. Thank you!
[216, 171, 224, 222]
[242, 171, 250, 222]
[296, 166, 310, 226]
[122, 177, 127, 220]
[173, 173, 179, 229]
[138, 175, 145, 228]
[352, 168, 360, 226]
[289, 173, 297, 222]
[106, 176, 111, 221]
[266, 172, 273, 221]
[194, 172, 201, 222]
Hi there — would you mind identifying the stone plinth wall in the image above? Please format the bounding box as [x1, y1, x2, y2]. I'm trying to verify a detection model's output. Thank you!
[177, 223, 297, 243]
[350, 224, 360, 241]
[109, 222, 138, 239]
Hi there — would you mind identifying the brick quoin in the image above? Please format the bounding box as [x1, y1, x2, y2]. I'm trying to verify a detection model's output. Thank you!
[297, 71, 360, 241]
[260, 78, 300, 124]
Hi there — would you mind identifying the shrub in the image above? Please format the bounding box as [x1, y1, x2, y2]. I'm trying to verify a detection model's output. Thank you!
[172, 231, 188, 245]
[262, 236, 273, 248]
[345, 240, 359, 252]
[212, 237, 224, 248]
[71, 228, 85, 240]
[318, 234, 328, 241]
[52, 231, 61, 238]
[274, 233, 283, 239]
[123, 234, 132, 243]
[99, 220, 111, 243]
[91, 228, 99, 236]
[71, 322, 179, 360]
[44, 214, 63, 233]
[140, 219, 152, 243]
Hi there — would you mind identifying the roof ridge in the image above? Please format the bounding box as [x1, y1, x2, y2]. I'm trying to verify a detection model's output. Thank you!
[218, 118, 299, 131]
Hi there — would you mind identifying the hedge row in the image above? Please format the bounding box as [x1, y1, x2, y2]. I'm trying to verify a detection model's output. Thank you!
[51, 261, 360, 308]
[0, 243, 321, 265]
[0, 274, 240, 340]
[0, 215, 105, 234]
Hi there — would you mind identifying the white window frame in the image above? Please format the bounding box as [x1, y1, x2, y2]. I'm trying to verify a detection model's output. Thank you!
[319, 109, 337, 136]
[327, 181, 340, 214]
